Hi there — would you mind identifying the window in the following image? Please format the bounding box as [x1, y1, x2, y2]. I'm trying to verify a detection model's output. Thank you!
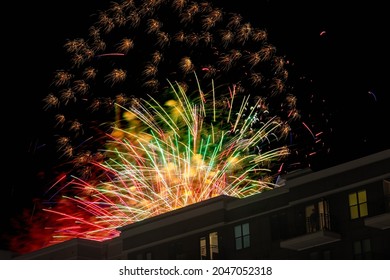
[270, 212, 288, 240]
[349, 190, 368, 219]
[200, 237, 207, 260]
[209, 232, 219, 260]
[309, 250, 331, 260]
[135, 252, 152, 259]
[323, 250, 331, 259]
[200, 232, 219, 259]
[234, 223, 250, 250]
[169, 242, 185, 259]
[305, 200, 330, 233]
[384, 180, 390, 212]
[145, 252, 152, 260]
[309, 251, 319, 260]
[353, 239, 372, 259]
[306, 205, 319, 233]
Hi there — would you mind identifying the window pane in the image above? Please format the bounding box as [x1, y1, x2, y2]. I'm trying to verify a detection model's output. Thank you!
[243, 235, 250, 248]
[235, 237, 242, 250]
[350, 205, 359, 219]
[200, 237, 206, 257]
[358, 190, 367, 203]
[323, 250, 331, 259]
[362, 239, 371, 253]
[209, 232, 219, 254]
[242, 223, 250, 235]
[353, 241, 362, 254]
[234, 225, 241, 238]
[360, 203, 368, 217]
[349, 193, 357, 206]
[364, 252, 372, 260]
[309, 252, 319, 260]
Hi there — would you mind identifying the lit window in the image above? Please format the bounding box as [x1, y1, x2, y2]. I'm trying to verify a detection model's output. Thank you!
[349, 190, 368, 219]
[200, 237, 207, 259]
[200, 232, 219, 259]
[234, 223, 250, 250]
[209, 232, 219, 260]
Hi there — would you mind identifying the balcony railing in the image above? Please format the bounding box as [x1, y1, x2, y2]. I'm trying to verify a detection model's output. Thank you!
[306, 213, 331, 233]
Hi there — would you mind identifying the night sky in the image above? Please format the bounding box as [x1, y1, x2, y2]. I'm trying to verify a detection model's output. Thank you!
[2, 0, 389, 252]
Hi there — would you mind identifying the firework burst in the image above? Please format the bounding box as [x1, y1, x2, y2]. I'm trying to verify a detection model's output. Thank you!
[10, 0, 331, 254]
[38, 76, 289, 246]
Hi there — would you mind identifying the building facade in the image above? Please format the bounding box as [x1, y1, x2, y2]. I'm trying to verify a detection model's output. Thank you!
[14, 149, 390, 260]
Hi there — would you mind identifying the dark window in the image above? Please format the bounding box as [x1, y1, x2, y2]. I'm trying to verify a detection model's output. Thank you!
[309, 250, 331, 260]
[270, 212, 288, 240]
[353, 239, 372, 259]
[234, 223, 250, 250]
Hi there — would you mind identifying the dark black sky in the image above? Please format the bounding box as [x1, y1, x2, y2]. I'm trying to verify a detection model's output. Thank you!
[2, 0, 389, 251]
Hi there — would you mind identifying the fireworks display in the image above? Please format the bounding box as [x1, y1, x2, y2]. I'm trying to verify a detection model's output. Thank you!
[9, 0, 332, 254]
[39, 77, 290, 246]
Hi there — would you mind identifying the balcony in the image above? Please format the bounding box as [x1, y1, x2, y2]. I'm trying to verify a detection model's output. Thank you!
[364, 187, 390, 230]
[280, 230, 341, 251]
[364, 212, 390, 230]
[280, 213, 341, 251]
